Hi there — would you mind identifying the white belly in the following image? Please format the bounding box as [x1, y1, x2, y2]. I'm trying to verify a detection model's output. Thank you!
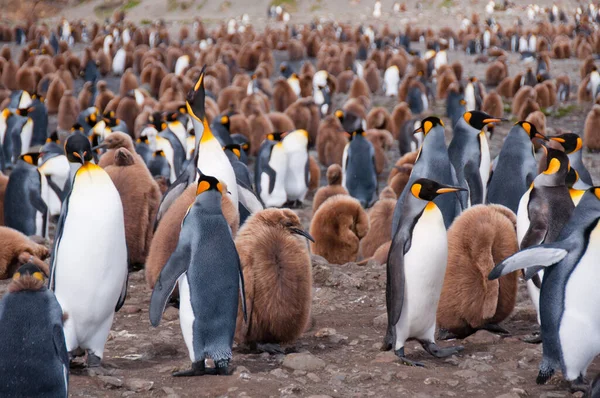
[479, 132, 490, 201]
[260, 169, 287, 208]
[284, 151, 308, 201]
[516, 188, 532, 245]
[559, 225, 600, 380]
[112, 50, 126, 75]
[178, 274, 196, 362]
[465, 84, 476, 111]
[394, 205, 448, 348]
[54, 171, 127, 355]
[175, 57, 189, 76]
[341, 143, 349, 188]
[155, 138, 176, 183]
[384, 70, 400, 97]
[196, 144, 238, 208]
[20, 119, 33, 154]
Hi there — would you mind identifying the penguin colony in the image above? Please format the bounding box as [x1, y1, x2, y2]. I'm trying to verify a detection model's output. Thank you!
[1, 2, 600, 396]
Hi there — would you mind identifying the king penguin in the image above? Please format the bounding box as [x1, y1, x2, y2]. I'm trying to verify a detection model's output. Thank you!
[255, 134, 288, 208]
[150, 172, 246, 376]
[342, 129, 378, 208]
[49, 132, 128, 368]
[486, 121, 548, 213]
[490, 187, 600, 392]
[282, 129, 310, 207]
[0, 262, 69, 398]
[384, 178, 466, 366]
[38, 150, 71, 219]
[392, 116, 461, 232]
[187, 66, 238, 209]
[549, 133, 593, 186]
[448, 111, 503, 207]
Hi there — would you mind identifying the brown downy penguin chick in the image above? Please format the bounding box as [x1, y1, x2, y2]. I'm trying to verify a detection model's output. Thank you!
[248, 111, 275, 156]
[364, 62, 380, 94]
[16, 66, 36, 93]
[349, 77, 371, 99]
[313, 164, 348, 213]
[535, 83, 551, 108]
[482, 91, 503, 137]
[310, 195, 370, 265]
[390, 102, 412, 140]
[46, 77, 66, 114]
[1, 60, 18, 91]
[57, 66, 73, 91]
[367, 107, 393, 132]
[145, 182, 239, 289]
[337, 70, 355, 93]
[0, 171, 7, 226]
[485, 60, 507, 86]
[308, 155, 321, 192]
[98, 132, 136, 168]
[387, 151, 417, 183]
[0, 226, 49, 279]
[496, 77, 513, 98]
[578, 74, 593, 103]
[366, 129, 393, 174]
[57, 90, 80, 132]
[359, 187, 397, 259]
[451, 61, 463, 82]
[115, 91, 140, 136]
[234, 209, 313, 348]
[284, 98, 320, 145]
[78, 81, 94, 110]
[217, 86, 246, 113]
[316, 114, 346, 167]
[273, 78, 298, 112]
[388, 165, 413, 197]
[94, 81, 115, 113]
[96, 51, 111, 76]
[519, 99, 541, 122]
[437, 204, 519, 338]
[119, 68, 138, 97]
[580, 57, 596, 79]
[584, 104, 600, 151]
[512, 86, 536, 117]
[105, 148, 161, 269]
[268, 112, 295, 133]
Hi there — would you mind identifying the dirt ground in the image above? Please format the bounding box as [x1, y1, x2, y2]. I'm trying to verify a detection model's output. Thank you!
[2, 0, 600, 397]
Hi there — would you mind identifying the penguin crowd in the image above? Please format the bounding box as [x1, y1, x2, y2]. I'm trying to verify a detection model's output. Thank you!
[0, 1, 600, 395]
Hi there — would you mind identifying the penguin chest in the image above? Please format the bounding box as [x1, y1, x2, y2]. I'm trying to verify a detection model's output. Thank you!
[20, 119, 34, 154]
[0, 117, 7, 145]
[261, 148, 287, 207]
[284, 151, 308, 200]
[516, 188, 532, 245]
[399, 205, 448, 337]
[559, 224, 600, 377]
[465, 84, 475, 111]
[478, 133, 490, 200]
[197, 143, 238, 207]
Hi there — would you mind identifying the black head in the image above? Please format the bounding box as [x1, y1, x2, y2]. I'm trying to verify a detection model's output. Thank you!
[410, 178, 466, 201]
[463, 111, 504, 130]
[223, 143, 242, 159]
[186, 64, 207, 122]
[541, 146, 570, 177]
[16, 106, 34, 117]
[65, 132, 93, 164]
[196, 170, 224, 196]
[103, 110, 117, 125]
[549, 133, 583, 154]
[334, 109, 344, 123]
[267, 132, 286, 141]
[219, 114, 231, 130]
[154, 150, 166, 158]
[46, 131, 60, 144]
[566, 167, 579, 188]
[71, 123, 84, 133]
[415, 116, 444, 136]
[85, 112, 98, 126]
[165, 111, 179, 122]
[516, 121, 548, 141]
[19, 152, 41, 166]
[12, 262, 45, 282]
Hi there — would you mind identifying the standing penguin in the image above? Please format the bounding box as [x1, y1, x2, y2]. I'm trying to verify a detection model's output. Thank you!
[392, 116, 461, 232]
[549, 133, 593, 186]
[187, 66, 238, 209]
[487, 121, 548, 213]
[490, 187, 600, 392]
[282, 129, 309, 207]
[448, 111, 503, 206]
[342, 130, 378, 208]
[464, 77, 483, 111]
[516, 147, 574, 341]
[150, 172, 246, 376]
[0, 262, 69, 397]
[50, 133, 128, 368]
[255, 134, 288, 208]
[384, 178, 466, 366]
[38, 151, 71, 218]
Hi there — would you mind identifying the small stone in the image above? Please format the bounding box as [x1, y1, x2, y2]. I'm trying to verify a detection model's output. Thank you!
[395, 371, 408, 380]
[572, 392, 584, 398]
[349, 340, 359, 346]
[446, 393, 457, 397]
[295, 377, 307, 385]
[315, 328, 336, 338]
[373, 313, 387, 328]
[122, 392, 136, 397]
[328, 334, 348, 344]
[446, 379, 459, 387]
[163, 307, 178, 321]
[495, 394, 520, 398]
[510, 388, 527, 397]
[292, 370, 306, 376]
[282, 353, 326, 371]
[306, 373, 321, 383]
[162, 387, 180, 398]
[121, 305, 141, 314]
[372, 351, 397, 363]
[270, 368, 288, 378]
[227, 387, 239, 393]
[97, 375, 123, 389]
[279, 385, 301, 395]
[454, 369, 479, 379]
[381, 372, 393, 382]
[464, 330, 501, 344]
[124, 379, 154, 392]
[424, 377, 441, 385]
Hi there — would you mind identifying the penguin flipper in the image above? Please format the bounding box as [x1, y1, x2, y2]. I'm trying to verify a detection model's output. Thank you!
[465, 162, 483, 205]
[304, 159, 310, 188]
[488, 245, 568, 280]
[521, 194, 549, 249]
[235, 250, 248, 323]
[115, 273, 128, 312]
[53, 324, 70, 370]
[384, 233, 406, 349]
[49, 190, 72, 290]
[265, 165, 277, 194]
[149, 232, 192, 327]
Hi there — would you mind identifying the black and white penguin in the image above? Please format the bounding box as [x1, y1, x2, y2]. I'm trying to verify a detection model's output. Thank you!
[384, 178, 466, 366]
[49, 133, 128, 368]
[148, 149, 172, 182]
[223, 143, 263, 225]
[549, 133, 593, 186]
[447, 90, 467, 129]
[3, 153, 50, 237]
[490, 187, 600, 392]
[211, 114, 234, 146]
[282, 129, 310, 206]
[149, 172, 246, 376]
[464, 77, 483, 111]
[28, 94, 49, 148]
[0, 262, 69, 397]
[342, 129, 378, 208]
[255, 134, 288, 208]
[392, 117, 461, 231]
[486, 121, 548, 213]
[0, 108, 14, 170]
[448, 111, 503, 206]
[38, 150, 71, 219]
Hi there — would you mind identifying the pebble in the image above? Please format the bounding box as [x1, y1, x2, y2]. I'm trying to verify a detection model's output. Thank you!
[162, 307, 179, 321]
[495, 393, 520, 398]
[293, 370, 306, 376]
[162, 387, 180, 398]
[349, 339, 359, 346]
[395, 371, 409, 380]
[454, 369, 479, 379]
[424, 377, 441, 385]
[540, 393, 567, 398]
[279, 385, 301, 395]
[315, 328, 336, 338]
[282, 353, 326, 371]
[124, 379, 154, 392]
[121, 305, 142, 314]
[97, 375, 123, 389]
[446, 379, 459, 387]
[270, 368, 288, 378]
[371, 351, 397, 363]
[307, 373, 321, 383]
[372, 313, 387, 328]
[464, 330, 502, 344]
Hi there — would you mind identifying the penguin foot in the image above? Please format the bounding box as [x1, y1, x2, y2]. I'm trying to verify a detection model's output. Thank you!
[128, 262, 144, 272]
[536, 367, 555, 385]
[215, 360, 234, 376]
[421, 341, 464, 358]
[522, 332, 542, 344]
[256, 343, 285, 355]
[394, 348, 425, 367]
[172, 361, 206, 377]
[86, 351, 102, 368]
[437, 328, 460, 341]
[480, 323, 510, 335]
[569, 376, 589, 393]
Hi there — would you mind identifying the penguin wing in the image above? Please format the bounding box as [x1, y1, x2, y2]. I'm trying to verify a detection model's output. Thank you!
[464, 161, 483, 205]
[238, 182, 264, 212]
[265, 163, 277, 194]
[115, 273, 128, 312]
[488, 244, 568, 280]
[154, 160, 197, 230]
[304, 158, 310, 188]
[46, 176, 67, 202]
[49, 189, 72, 290]
[149, 230, 192, 327]
[520, 191, 549, 249]
[384, 229, 407, 348]
[235, 248, 248, 323]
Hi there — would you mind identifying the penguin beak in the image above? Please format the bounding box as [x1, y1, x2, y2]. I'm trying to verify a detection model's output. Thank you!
[289, 227, 315, 242]
[436, 186, 467, 194]
[535, 132, 549, 141]
[92, 143, 107, 150]
[549, 137, 566, 143]
[413, 126, 424, 134]
[482, 118, 505, 124]
[72, 150, 86, 164]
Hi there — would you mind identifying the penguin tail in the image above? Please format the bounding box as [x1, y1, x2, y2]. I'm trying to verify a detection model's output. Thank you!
[536, 361, 555, 385]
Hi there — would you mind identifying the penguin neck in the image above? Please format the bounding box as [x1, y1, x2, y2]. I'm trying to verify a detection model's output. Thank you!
[533, 171, 567, 188]
[199, 119, 217, 145]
